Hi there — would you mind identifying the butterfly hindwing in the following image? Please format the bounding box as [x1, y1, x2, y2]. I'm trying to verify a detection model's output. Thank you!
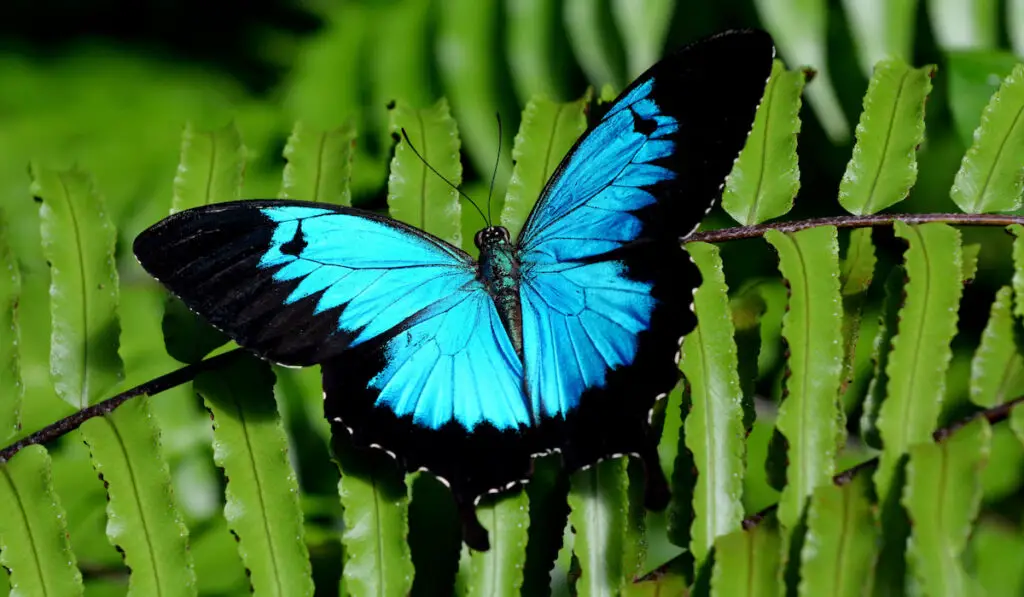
[516, 30, 774, 490]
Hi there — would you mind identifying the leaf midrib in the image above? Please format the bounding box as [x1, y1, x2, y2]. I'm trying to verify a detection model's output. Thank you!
[231, 390, 284, 595]
[56, 173, 91, 409]
[2, 464, 50, 596]
[694, 324, 720, 554]
[103, 414, 163, 596]
[745, 70, 779, 225]
[898, 226, 934, 452]
[793, 233, 815, 510]
[862, 68, 911, 215]
[971, 87, 1024, 212]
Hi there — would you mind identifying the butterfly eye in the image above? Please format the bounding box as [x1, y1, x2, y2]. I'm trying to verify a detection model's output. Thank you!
[473, 229, 486, 248]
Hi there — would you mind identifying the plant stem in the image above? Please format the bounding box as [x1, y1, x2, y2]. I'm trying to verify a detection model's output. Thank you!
[0, 348, 244, 463]
[686, 212, 1024, 244]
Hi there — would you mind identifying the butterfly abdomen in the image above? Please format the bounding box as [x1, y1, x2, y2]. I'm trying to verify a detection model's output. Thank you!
[475, 226, 524, 359]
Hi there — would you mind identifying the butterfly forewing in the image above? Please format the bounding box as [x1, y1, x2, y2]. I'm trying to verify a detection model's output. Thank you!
[515, 29, 775, 494]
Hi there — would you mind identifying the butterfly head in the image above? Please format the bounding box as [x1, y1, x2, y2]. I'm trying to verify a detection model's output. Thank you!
[474, 226, 511, 249]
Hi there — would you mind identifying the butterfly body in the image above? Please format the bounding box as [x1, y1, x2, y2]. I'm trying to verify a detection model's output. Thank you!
[134, 29, 775, 550]
[474, 226, 525, 359]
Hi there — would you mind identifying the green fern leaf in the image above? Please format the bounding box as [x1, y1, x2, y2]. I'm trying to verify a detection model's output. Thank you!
[195, 355, 313, 596]
[171, 122, 246, 213]
[680, 242, 746, 563]
[0, 215, 21, 441]
[611, 0, 675, 78]
[645, 382, 687, 570]
[458, 490, 530, 597]
[839, 229, 878, 401]
[500, 93, 588, 241]
[279, 122, 356, 206]
[31, 165, 122, 409]
[970, 286, 1024, 407]
[710, 519, 783, 596]
[388, 99, 464, 246]
[874, 222, 963, 502]
[839, 60, 934, 215]
[722, 59, 805, 226]
[970, 520, 1024, 596]
[658, 381, 690, 548]
[79, 398, 196, 596]
[336, 448, 415, 597]
[839, 0, 917, 75]
[568, 458, 635, 596]
[961, 243, 981, 282]
[903, 419, 990, 596]
[622, 572, 687, 597]
[859, 267, 904, 448]
[840, 228, 877, 308]
[729, 294, 762, 431]
[1010, 225, 1024, 317]
[1012, 406, 1024, 447]
[798, 475, 879, 597]
[764, 226, 844, 528]
[950, 64, 1024, 213]
[0, 446, 83, 596]
[732, 278, 789, 382]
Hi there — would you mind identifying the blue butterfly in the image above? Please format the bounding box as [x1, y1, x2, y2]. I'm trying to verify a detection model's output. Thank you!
[134, 29, 773, 550]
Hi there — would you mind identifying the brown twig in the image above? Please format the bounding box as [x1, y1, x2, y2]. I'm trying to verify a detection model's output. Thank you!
[685, 213, 1024, 244]
[0, 348, 244, 463]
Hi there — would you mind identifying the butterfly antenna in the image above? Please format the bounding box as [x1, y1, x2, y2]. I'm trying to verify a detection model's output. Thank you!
[486, 113, 502, 227]
[400, 128, 488, 227]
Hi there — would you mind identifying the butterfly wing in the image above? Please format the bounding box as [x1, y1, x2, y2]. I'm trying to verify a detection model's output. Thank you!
[134, 200, 533, 546]
[515, 30, 774, 494]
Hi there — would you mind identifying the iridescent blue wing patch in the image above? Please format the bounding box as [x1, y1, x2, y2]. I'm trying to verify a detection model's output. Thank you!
[134, 200, 535, 548]
[515, 30, 774, 500]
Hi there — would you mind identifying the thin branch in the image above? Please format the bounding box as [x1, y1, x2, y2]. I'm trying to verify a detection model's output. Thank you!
[739, 393, 1024, 530]
[686, 213, 1024, 244]
[0, 348, 244, 463]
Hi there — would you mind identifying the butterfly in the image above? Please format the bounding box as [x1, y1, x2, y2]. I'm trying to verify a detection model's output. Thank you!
[134, 29, 774, 550]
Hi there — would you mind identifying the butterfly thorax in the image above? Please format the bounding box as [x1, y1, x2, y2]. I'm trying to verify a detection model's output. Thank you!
[474, 226, 524, 359]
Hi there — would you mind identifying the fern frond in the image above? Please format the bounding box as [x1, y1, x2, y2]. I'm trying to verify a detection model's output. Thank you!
[903, 419, 990, 596]
[722, 59, 804, 226]
[280, 122, 356, 206]
[196, 356, 314, 595]
[764, 226, 844, 528]
[839, 60, 934, 216]
[798, 475, 879, 597]
[680, 242, 746, 563]
[31, 165, 123, 409]
[874, 222, 963, 502]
